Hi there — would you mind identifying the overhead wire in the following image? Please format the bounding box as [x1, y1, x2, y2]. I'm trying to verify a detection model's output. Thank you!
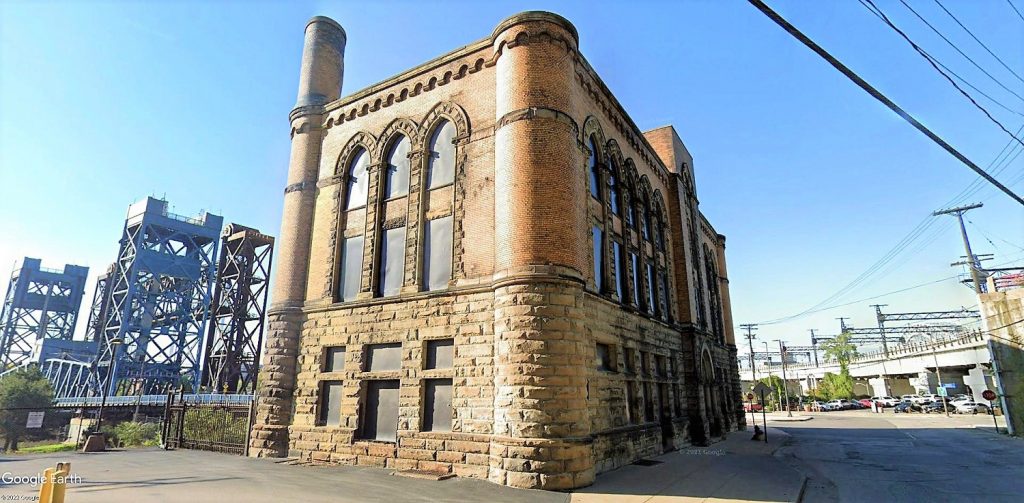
[859, 0, 1024, 150]
[931, 0, 1024, 85]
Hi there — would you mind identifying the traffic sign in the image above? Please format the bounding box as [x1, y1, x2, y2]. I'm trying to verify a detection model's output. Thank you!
[942, 383, 956, 388]
[26, 411, 44, 429]
[982, 389, 997, 401]
[937, 388, 947, 397]
[746, 392, 755, 401]
[752, 382, 772, 397]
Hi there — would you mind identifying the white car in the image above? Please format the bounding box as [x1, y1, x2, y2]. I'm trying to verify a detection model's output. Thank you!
[871, 396, 900, 407]
[901, 394, 926, 404]
[954, 401, 989, 414]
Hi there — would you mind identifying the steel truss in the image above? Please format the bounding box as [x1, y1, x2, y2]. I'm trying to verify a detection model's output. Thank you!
[877, 308, 980, 322]
[0, 258, 88, 368]
[98, 198, 222, 396]
[84, 264, 114, 343]
[201, 224, 273, 394]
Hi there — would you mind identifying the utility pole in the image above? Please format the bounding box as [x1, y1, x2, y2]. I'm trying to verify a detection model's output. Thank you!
[933, 203, 985, 294]
[931, 346, 950, 417]
[808, 329, 820, 367]
[777, 340, 793, 417]
[837, 317, 851, 333]
[871, 304, 890, 357]
[740, 324, 759, 382]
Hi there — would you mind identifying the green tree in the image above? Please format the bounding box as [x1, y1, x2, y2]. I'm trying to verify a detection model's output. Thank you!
[820, 332, 859, 370]
[0, 367, 54, 451]
[818, 371, 854, 400]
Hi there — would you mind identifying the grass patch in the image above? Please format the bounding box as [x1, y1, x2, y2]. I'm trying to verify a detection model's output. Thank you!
[17, 443, 76, 454]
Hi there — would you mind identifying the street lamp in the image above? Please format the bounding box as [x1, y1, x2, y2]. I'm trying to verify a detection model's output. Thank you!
[95, 338, 123, 436]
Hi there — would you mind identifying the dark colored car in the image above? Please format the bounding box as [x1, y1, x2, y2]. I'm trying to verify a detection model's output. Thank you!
[894, 400, 923, 413]
[924, 401, 952, 413]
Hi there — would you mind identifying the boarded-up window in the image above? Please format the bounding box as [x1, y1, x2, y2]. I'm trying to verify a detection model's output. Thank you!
[645, 382, 655, 421]
[427, 120, 456, 189]
[423, 216, 453, 291]
[318, 381, 343, 426]
[625, 382, 635, 423]
[630, 253, 641, 307]
[338, 236, 364, 302]
[612, 242, 624, 301]
[596, 343, 614, 372]
[378, 227, 406, 297]
[423, 378, 453, 432]
[366, 343, 402, 372]
[660, 271, 671, 320]
[345, 148, 370, 210]
[641, 351, 650, 375]
[656, 355, 667, 377]
[646, 263, 657, 315]
[324, 347, 345, 372]
[384, 135, 411, 199]
[624, 348, 637, 374]
[592, 226, 603, 292]
[425, 339, 453, 369]
[361, 380, 399, 441]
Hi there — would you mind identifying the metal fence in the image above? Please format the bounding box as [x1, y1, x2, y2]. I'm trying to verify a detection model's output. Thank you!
[162, 392, 257, 455]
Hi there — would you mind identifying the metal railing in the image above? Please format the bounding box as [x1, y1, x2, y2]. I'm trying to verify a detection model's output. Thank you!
[53, 393, 253, 407]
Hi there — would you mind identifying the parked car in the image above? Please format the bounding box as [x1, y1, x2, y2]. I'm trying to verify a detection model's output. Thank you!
[858, 399, 874, 408]
[826, 399, 855, 410]
[923, 401, 952, 414]
[901, 394, 925, 404]
[743, 403, 764, 412]
[871, 396, 900, 407]
[894, 400, 923, 413]
[954, 401, 990, 414]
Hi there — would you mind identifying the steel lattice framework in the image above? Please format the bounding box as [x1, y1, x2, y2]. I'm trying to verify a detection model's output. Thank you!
[877, 308, 980, 322]
[201, 224, 274, 394]
[98, 198, 222, 396]
[84, 264, 114, 343]
[0, 258, 88, 368]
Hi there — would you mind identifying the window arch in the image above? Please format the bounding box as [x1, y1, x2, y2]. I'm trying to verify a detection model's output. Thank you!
[383, 135, 411, 199]
[345, 148, 370, 210]
[587, 135, 601, 200]
[426, 120, 456, 189]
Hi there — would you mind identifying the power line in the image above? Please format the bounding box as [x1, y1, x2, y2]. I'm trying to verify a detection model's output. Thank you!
[859, 0, 1024, 149]
[932, 0, 1024, 85]
[1006, 0, 1024, 23]
[896, 0, 1024, 98]
[745, 0, 1024, 206]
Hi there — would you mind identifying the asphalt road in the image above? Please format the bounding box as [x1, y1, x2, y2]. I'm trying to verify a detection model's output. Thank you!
[775, 411, 1024, 502]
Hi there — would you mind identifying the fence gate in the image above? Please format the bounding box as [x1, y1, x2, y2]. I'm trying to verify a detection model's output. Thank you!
[162, 393, 257, 455]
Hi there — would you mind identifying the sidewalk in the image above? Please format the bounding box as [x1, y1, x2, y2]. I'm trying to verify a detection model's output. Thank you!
[571, 428, 806, 502]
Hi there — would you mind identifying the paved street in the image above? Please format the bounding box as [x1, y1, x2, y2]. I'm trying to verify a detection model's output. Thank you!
[775, 411, 1024, 502]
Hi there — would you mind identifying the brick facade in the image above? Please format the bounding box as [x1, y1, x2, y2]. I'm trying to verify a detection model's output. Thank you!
[250, 11, 744, 491]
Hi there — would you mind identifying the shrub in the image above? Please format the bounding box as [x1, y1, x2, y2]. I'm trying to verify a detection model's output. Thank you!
[103, 421, 161, 447]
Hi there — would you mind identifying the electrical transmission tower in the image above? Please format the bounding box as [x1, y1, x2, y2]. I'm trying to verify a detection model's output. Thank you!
[201, 224, 274, 394]
[98, 198, 222, 396]
[0, 258, 88, 368]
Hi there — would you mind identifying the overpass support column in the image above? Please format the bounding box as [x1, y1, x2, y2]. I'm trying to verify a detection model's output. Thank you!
[868, 376, 889, 397]
[964, 366, 989, 403]
[912, 371, 937, 394]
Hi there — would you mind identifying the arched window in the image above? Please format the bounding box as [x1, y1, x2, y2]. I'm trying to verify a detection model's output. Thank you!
[608, 160, 620, 215]
[625, 183, 636, 227]
[384, 135, 411, 199]
[592, 225, 604, 292]
[427, 120, 456, 189]
[639, 194, 652, 241]
[345, 148, 370, 210]
[588, 136, 601, 200]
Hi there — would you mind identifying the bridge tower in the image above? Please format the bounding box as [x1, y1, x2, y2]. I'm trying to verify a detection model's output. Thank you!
[0, 258, 89, 368]
[84, 263, 115, 342]
[201, 224, 274, 394]
[98, 197, 222, 395]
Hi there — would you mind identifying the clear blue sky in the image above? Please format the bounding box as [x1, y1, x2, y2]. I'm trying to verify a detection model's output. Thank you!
[2, 1, 1022, 349]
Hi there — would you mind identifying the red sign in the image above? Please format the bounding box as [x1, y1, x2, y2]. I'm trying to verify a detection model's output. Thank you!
[746, 392, 755, 401]
[982, 389, 997, 401]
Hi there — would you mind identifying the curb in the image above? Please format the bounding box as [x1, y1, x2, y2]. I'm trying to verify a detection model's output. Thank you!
[795, 474, 809, 503]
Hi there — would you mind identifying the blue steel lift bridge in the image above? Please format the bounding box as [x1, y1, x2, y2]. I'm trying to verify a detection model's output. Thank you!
[97, 197, 223, 396]
[0, 258, 89, 369]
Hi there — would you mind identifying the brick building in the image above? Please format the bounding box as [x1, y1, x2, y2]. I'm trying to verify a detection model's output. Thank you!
[249, 11, 744, 490]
